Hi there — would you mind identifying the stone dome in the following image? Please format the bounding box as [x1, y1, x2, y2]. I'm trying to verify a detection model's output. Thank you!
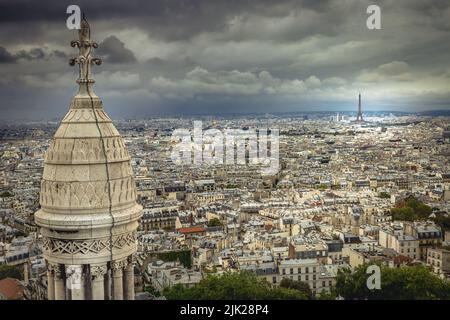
[34, 17, 142, 290]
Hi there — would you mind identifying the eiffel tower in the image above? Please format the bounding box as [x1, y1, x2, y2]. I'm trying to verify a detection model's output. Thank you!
[356, 93, 364, 122]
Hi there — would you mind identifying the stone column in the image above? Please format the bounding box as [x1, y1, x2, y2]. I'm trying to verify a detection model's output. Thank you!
[66, 265, 84, 300]
[91, 264, 107, 300]
[47, 262, 55, 300]
[104, 269, 112, 300]
[123, 256, 135, 300]
[112, 260, 124, 300]
[54, 264, 66, 300]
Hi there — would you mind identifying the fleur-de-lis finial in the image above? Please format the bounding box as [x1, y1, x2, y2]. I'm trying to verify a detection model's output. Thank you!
[69, 15, 102, 95]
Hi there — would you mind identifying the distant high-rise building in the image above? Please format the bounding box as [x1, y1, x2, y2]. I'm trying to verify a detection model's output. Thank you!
[34, 18, 142, 300]
[356, 93, 364, 122]
[331, 112, 344, 122]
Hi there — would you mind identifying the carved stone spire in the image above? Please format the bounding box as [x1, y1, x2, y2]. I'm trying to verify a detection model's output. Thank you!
[35, 17, 142, 300]
[69, 16, 102, 96]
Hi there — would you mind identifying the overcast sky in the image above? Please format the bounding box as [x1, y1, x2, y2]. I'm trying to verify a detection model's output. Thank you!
[0, 0, 449, 119]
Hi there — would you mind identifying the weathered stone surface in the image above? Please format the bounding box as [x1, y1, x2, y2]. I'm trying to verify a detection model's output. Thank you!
[35, 18, 142, 297]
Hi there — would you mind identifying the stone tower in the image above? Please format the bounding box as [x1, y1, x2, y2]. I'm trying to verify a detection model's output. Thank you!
[34, 18, 142, 300]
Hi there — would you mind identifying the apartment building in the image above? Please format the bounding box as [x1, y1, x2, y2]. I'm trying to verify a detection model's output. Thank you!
[404, 222, 442, 260]
[426, 247, 450, 278]
[378, 228, 420, 260]
[276, 259, 336, 295]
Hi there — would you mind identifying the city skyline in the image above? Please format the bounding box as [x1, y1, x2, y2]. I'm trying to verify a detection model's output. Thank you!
[1, 1, 450, 305]
[0, 0, 450, 120]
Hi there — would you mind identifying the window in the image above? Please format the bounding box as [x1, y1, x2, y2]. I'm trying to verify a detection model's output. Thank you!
[282, 268, 286, 275]
[290, 268, 293, 274]
[305, 267, 309, 273]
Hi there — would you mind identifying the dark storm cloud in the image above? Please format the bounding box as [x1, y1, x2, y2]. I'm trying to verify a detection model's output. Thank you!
[0, 0, 449, 119]
[0, 46, 16, 63]
[0, 46, 66, 63]
[0, 0, 358, 42]
[97, 36, 137, 64]
[0, 0, 241, 41]
[16, 48, 46, 60]
[52, 50, 69, 60]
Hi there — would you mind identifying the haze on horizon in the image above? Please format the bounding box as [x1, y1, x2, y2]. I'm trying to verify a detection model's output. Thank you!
[0, 0, 449, 120]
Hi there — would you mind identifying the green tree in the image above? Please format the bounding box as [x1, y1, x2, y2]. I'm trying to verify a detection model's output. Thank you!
[163, 271, 309, 300]
[391, 196, 433, 221]
[0, 265, 23, 280]
[378, 192, 391, 199]
[144, 285, 161, 297]
[390, 196, 432, 221]
[433, 215, 450, 232]
[334, 264, 450, 300]
[157, 250, 192, 268]
[279, 278, 313, 299]
[391, 207, 416, 221]
[207, 218, 223, 227]
[406, 197, 420, 210]
[415, 203, 432, 217]
[316, 291, 338, 300]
